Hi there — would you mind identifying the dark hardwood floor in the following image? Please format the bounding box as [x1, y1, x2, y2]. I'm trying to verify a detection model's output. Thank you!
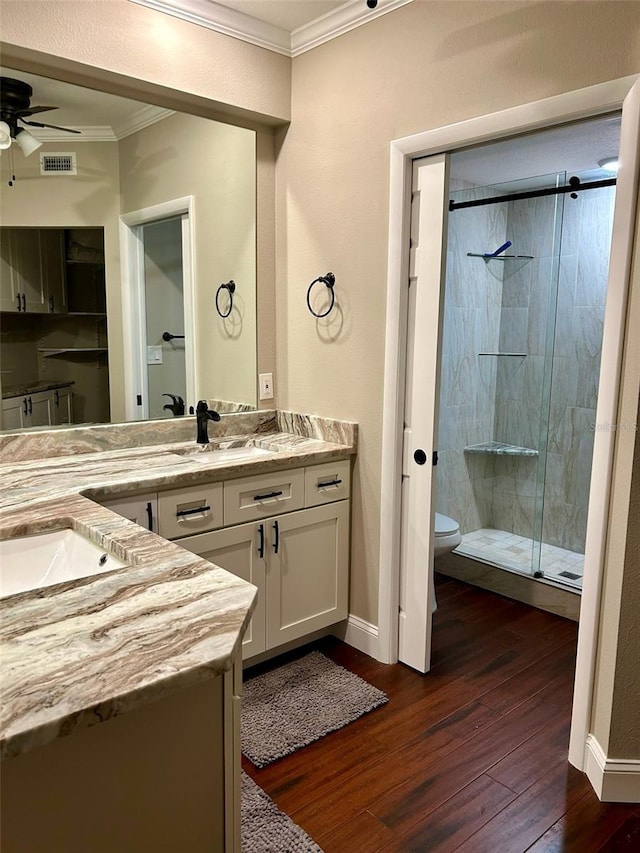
[242, 574, 640, 852]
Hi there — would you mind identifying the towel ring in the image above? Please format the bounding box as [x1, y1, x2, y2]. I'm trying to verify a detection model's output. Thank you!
[215, 280, 236, 318]
[306, 272, 336, 318]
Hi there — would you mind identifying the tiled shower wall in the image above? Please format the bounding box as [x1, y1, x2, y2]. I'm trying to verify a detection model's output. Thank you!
[437, 182, 506, 533]
[542, 187, 615, 550]
[438, 182, 614, 555]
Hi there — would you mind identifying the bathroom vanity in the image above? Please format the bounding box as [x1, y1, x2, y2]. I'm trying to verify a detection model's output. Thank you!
[0, 410, 356, 852]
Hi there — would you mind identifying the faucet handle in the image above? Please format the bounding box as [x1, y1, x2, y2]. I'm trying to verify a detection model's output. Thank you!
[196, 400, 221, 421]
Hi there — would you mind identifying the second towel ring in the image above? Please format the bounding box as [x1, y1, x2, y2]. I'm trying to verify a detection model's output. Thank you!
[306, 272, 336, 318]
[216, 280, 236, 318]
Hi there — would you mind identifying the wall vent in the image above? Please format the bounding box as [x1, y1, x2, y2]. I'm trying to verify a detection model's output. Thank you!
[39, 153, 77, 176]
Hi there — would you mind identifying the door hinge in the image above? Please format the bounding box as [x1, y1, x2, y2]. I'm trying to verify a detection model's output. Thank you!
[136, 394, 142, 406]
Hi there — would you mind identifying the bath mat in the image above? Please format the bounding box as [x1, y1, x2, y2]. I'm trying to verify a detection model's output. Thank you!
[241, 771, 323, 852]
[241, 650, 388, 768]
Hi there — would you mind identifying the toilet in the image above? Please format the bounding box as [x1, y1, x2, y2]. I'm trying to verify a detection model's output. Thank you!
[434, 512, 461, 558]
[431, 513, 461, 613]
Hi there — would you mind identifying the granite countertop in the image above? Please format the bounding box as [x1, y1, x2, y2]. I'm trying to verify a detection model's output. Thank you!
[2, 379, 75, 400]
[0, 410, 357, 760]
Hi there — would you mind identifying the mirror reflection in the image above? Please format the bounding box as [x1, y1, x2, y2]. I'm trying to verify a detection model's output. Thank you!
[0, 68, 257, 432]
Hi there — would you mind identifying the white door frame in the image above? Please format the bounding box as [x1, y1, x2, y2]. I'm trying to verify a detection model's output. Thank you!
[378, 76, 640, 772]
[120, 196, 197, 420]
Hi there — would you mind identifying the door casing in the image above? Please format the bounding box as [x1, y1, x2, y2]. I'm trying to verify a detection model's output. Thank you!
[120, 196, 197, 420]
[378, 75, 640, 773]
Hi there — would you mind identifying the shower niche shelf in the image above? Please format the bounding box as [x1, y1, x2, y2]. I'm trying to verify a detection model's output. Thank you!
[467, 252, 534, 261]
[464, 441, 538, 458]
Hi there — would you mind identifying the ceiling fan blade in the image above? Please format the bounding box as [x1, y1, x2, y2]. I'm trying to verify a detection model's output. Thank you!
[16, 106, 58, 116]
[21, 119, 81, 134]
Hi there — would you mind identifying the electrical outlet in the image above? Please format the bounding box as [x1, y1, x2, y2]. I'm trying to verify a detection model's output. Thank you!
[259, 372, 274, 401]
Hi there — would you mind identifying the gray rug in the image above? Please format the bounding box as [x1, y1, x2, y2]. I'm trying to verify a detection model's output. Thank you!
[241, 772, 322, 852]
[241, 651, 388, 768]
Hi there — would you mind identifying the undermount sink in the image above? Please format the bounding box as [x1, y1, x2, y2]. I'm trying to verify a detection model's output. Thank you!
[0, 529, 126, 598]
[170, 445, 273, 465]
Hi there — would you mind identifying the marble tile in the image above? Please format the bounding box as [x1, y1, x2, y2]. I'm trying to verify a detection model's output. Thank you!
[501, 262, 531, 308]
[527, 257, 552, 357]
[499, 307, 528, 353]
[553, 254, 577, 358]
[574, 306, 605, 361]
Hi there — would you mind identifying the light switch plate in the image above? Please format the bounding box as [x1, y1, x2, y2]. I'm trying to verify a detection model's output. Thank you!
[259, 372, 274, 400]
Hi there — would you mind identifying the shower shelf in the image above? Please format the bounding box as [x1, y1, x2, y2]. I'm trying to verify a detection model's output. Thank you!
[478, 352, 527, 357]
[467, 253, 534, 260]
[464, 441, 538, 458]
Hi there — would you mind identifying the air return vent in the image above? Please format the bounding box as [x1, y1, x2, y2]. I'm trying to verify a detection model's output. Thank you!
[39, 152, 77, 175]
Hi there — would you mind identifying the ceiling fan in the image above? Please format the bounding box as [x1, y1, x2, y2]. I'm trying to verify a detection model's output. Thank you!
[0, 76, 80, 157]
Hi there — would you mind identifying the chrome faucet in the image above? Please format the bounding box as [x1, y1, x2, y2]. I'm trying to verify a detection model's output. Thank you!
[195, 399, 221, 444]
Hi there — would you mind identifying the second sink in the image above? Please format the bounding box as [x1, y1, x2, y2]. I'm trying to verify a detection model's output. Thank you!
[170, 445, 273, 465]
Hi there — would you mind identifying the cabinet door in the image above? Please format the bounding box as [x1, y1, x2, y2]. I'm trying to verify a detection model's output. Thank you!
[266, 500, 350, 649]
[1, 228, 20, 312]
[11, 229, 46, 312]
[1, 396, 28, 430]
[101, 493, 158, 533]
[40, 229, 67, 313]
[179, 522, 266, 660]
[51, 387, 73, 425]
[27, 390, 53, 427]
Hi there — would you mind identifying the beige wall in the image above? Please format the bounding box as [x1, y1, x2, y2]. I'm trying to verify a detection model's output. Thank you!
[119, 112, 257, 407]
[0, 0, 291, 127]
[0, 141, 125, 420]
[280, 0, 640, 626]
[1, 0, 639, 766]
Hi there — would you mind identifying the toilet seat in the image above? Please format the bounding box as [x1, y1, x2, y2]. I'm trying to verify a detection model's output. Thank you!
[435, 512, 459, 537]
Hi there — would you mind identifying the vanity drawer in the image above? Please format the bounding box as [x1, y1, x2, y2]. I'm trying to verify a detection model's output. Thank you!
[158, 482, 224, 539]
[304, 459, 351, 508]
[224, 468, 305, 526]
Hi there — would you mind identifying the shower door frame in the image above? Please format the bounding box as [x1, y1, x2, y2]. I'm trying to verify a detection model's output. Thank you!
[378, 76, 640, 776]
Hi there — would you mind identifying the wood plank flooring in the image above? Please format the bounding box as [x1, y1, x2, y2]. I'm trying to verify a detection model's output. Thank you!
[242, 574, 640, 851]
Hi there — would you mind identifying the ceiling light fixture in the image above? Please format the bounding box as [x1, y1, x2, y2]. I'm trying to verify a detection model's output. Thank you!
[0, 120, 11, 150]
[598, 157, 619, 173]
[14, 128, 43, 157]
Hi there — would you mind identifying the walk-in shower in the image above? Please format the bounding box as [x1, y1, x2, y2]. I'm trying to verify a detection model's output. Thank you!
[436, 117, 619, 591]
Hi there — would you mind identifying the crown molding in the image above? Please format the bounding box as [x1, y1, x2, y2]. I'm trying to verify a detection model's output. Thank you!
[291, 0, 414, 57]
[113, 105, 175, 139]
[130, 0, 414, 58]
[131, 0, 291, 55]
[29, 126, 117, 143]
[28, 106, 174, 143]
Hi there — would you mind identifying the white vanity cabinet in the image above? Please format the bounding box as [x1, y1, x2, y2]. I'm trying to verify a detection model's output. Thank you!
[101, 492, 159, 533]
[177, 460, 351, 660]
[180, 499, 349, 658]
[100, 458, 351, 662]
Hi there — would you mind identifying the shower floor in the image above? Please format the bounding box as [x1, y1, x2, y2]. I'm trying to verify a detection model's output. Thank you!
[456, 527, 584, 589]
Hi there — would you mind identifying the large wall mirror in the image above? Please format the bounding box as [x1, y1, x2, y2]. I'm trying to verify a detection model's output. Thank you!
[0, 68, 257, 432]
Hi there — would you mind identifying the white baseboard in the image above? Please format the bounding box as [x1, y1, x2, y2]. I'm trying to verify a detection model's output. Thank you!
[333, 614, 380, 658]
[585, 734, 640, 802]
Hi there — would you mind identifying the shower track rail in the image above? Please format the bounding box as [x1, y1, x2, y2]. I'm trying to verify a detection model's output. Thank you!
[449, 176, 616, 211]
